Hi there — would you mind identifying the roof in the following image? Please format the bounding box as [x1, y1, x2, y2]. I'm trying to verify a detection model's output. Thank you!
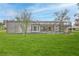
[4, 20, 56, 23]
[4, 20, 71, 25]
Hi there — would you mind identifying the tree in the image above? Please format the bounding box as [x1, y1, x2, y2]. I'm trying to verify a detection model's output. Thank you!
[15, 16, 23, 33]
[0, 22, 4, 30]
[21, 10, 31, 34]
[74, 3, 79, 31]
[74, 3, 79, 18]
[54, 9, 71, 33]
[15, 9, 32, 34]
[77, 3, 79, 9]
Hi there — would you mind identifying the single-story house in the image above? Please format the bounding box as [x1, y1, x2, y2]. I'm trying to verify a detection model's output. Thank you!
[4, 20, 71, 34]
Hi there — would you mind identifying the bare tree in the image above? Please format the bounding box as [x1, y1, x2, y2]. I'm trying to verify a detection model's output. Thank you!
[77, 3, 79, 9]
[74, 3, 79, 31]
[21, 10, 31, 34]
[15, 16, 24, 32]
[15, 9, 32, 34]
[54, 9, 71, 33]
[74, 3, 79, 17]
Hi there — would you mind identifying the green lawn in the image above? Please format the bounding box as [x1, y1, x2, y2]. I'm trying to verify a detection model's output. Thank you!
[0, 31, 79, 56]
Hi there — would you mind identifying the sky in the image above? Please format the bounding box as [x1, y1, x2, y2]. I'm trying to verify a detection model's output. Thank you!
[0, 3, 78, 23]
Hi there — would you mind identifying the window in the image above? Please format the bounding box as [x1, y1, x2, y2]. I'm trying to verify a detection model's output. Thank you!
[34, 26, 37, 31]
[48, 27, 51, 31]
[41, 26, 46, 31]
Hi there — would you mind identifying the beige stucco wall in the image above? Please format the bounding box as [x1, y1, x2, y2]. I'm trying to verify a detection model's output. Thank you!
[5, 21, 71, 33]
[6, 22, 23, 33]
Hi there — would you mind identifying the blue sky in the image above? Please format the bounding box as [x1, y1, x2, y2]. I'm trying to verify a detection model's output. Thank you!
[0, 3, 78, 23]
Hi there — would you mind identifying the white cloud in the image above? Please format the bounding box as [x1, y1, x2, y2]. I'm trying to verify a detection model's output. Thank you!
[0, 9, 17, 20]
[31, 3, 76, 14]
[57, 3, 76, 8]
[0, 3, 77, 21]
[5, 10, 17, 17]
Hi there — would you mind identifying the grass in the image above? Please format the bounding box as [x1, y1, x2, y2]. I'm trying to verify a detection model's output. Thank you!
[0, 31, 79, 56]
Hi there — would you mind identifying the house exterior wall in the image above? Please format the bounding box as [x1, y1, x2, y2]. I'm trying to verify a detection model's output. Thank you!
[5, 20, 71, 33]
[6, 21, 23, 33]
[6, 22, 16, 33]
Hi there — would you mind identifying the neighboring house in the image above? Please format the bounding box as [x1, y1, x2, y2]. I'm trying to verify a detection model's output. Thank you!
[74, 18, 79, 30]
[4, 20, 71, 33]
